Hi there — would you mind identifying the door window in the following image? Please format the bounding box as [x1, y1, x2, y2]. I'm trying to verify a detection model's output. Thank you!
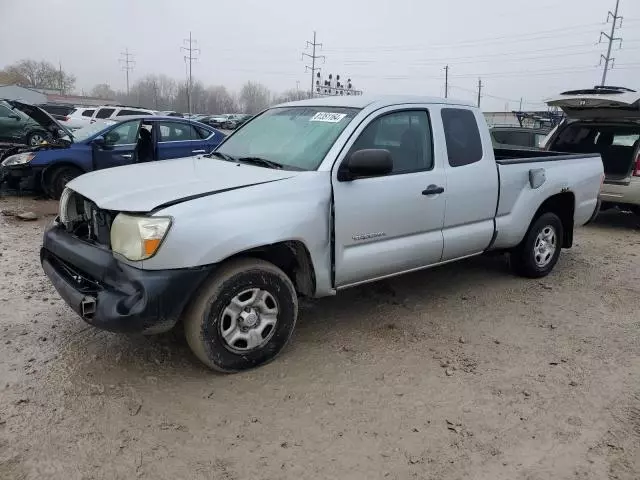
[95, 108, 115, 119]
[349, 110, 433, 173]
[158, 121, 200, 141]
[104, 120, 141, 146]
[0, 106, 14, 118]
[81, 109, 95, 117]
[195, 126, 213, 139]
[441, 108, 483, 167]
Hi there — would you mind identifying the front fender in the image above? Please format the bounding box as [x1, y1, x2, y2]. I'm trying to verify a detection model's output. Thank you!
[141, 173, 335, 296]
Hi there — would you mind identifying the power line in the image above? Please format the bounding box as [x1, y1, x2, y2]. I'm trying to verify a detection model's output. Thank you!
[302, 31, 325, 97]
[119, 48, 135, 96]
[322, 22, 606, 53]
[599, 0, 623, 85]
[181, 31, 200, 114]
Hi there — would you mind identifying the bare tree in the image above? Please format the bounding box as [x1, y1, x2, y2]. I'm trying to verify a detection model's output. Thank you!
[274, 88, 312, 104]
[204, 86, 238, 114]
[239, 81, 272, 114]
[90, 83, 116, 100]
[3, 59, 75, 93]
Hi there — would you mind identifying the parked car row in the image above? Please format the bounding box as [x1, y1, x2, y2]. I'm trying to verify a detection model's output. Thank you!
[0, 103, 225, 197]
[199, 113, 253, 130]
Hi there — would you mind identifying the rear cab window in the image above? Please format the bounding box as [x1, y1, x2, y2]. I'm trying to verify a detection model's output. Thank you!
[441, 108, 483, 167]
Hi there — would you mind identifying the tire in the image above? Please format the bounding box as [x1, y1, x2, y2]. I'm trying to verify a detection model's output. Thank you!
[26, 131, 47, 146]
[510, 212, 564, 278]
[48, 166, 83, 200]
[184, 258, 298, 373]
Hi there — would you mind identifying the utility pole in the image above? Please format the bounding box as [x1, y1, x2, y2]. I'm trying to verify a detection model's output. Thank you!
[477, 78, 482, 108]
[519, 97, 523, 111]
[119, 48, 135, 96]
[58, 61, 63, 95]
[181, 32, 200, 114]
[444, 65, 449, 98]
[599, 0, 623, 86]
[302, 31, 325, 98]
[296, 80, 300, 100]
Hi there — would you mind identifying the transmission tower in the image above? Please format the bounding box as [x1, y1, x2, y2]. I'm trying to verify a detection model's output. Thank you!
[119, 48, 135, 96]
[599, 0, 623, 86]
[302, 31, 325, 98]
[181, 32, 200, 114]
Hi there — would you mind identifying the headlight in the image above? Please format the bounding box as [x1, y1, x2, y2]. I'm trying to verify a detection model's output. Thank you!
[1, 153, 35, 166]
[110, 214, 171, 261]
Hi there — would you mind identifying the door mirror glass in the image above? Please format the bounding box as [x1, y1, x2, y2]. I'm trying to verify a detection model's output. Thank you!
[92, 135, 105, 148]
[339, 149, 393, 181]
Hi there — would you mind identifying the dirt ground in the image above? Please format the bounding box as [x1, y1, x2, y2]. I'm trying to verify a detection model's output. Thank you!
[0, 194, 639, 480]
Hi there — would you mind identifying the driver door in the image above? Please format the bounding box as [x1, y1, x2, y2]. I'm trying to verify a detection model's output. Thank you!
[332, 107, 447, 288]
[92, 120, 141, 170]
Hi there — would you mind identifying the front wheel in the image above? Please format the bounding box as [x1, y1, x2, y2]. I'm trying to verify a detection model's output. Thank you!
[184, 258, 298, 372]
[510, 212, 564, 278]
[47, 166, 83, 199]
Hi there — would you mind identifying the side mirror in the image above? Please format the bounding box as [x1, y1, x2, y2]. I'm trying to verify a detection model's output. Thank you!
[338, 149, 393, 181]
[92, 136, 105, 148]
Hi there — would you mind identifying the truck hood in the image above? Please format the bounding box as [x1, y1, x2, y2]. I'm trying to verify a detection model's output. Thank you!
[66, 156, 300, 212]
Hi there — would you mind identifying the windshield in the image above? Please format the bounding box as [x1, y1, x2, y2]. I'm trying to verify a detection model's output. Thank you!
[216, 106, 360, 170]
[63, 122, 113, 142]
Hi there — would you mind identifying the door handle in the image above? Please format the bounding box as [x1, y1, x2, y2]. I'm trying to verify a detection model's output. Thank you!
[192, 149, 206, 154]
[121, 154, 132, 159]
[422, 185, 445, 195]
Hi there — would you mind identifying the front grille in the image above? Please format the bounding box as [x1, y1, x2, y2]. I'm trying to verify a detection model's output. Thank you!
[49, 253, 101, 295]
[60, 190, 116, 248]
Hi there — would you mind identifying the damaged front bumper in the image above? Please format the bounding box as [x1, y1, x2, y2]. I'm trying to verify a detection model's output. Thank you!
[0, 164, 40, 190]
[41, 221, 213, 334]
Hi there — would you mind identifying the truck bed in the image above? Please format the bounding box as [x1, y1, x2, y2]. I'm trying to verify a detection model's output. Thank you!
[491, 148, 603, 251]
[493, 147, 601, 164]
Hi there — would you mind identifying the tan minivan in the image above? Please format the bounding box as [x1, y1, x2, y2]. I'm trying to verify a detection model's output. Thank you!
[544, 86, 640, 215]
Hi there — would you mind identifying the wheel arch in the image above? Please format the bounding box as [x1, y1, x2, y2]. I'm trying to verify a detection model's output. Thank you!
[41, 161, 86, 195]
[530, 191, 575, 248]
[224, 240, 317, 297]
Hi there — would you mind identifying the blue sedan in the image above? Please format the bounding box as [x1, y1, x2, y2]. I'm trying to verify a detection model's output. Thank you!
[0, 115, 225, 199]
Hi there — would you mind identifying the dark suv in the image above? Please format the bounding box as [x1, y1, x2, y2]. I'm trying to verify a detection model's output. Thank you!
[0, 100, 54, 146]
[490, 126, 549, 150]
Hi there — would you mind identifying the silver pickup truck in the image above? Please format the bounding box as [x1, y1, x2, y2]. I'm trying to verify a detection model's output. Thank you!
[40, 95, 603, 372]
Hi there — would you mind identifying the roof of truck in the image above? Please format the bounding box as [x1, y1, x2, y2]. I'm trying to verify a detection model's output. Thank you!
[278, 94, 475, 109]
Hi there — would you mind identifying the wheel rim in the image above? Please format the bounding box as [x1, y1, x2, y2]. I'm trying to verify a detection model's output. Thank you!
[533, 225, 557, 268]
[218, 288, 279, 352]
[30, 134, 44, 145]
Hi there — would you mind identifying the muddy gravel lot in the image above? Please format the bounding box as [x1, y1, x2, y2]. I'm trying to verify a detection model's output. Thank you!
[0, 195, 639, 480]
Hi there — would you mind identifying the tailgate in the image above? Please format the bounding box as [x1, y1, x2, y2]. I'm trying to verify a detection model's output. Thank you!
[546, 87, 640, 120]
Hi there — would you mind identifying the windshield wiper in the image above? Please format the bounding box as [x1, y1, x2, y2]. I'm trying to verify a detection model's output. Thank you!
[208, 151, 236, 162]
[236, 156, 284, 170]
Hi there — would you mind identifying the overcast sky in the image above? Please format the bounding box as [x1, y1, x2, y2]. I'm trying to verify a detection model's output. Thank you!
[1, 0, 639, 110]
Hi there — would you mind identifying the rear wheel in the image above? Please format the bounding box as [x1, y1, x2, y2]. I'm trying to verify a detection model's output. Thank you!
[48, 166, 83, 199]
[510, 212, 564, 278]
[26, 131, 47, 146]
[184, 258, 298, 372]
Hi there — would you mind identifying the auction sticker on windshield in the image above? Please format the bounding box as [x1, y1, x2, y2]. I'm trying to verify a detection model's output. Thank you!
[310, 112, 347, 123]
